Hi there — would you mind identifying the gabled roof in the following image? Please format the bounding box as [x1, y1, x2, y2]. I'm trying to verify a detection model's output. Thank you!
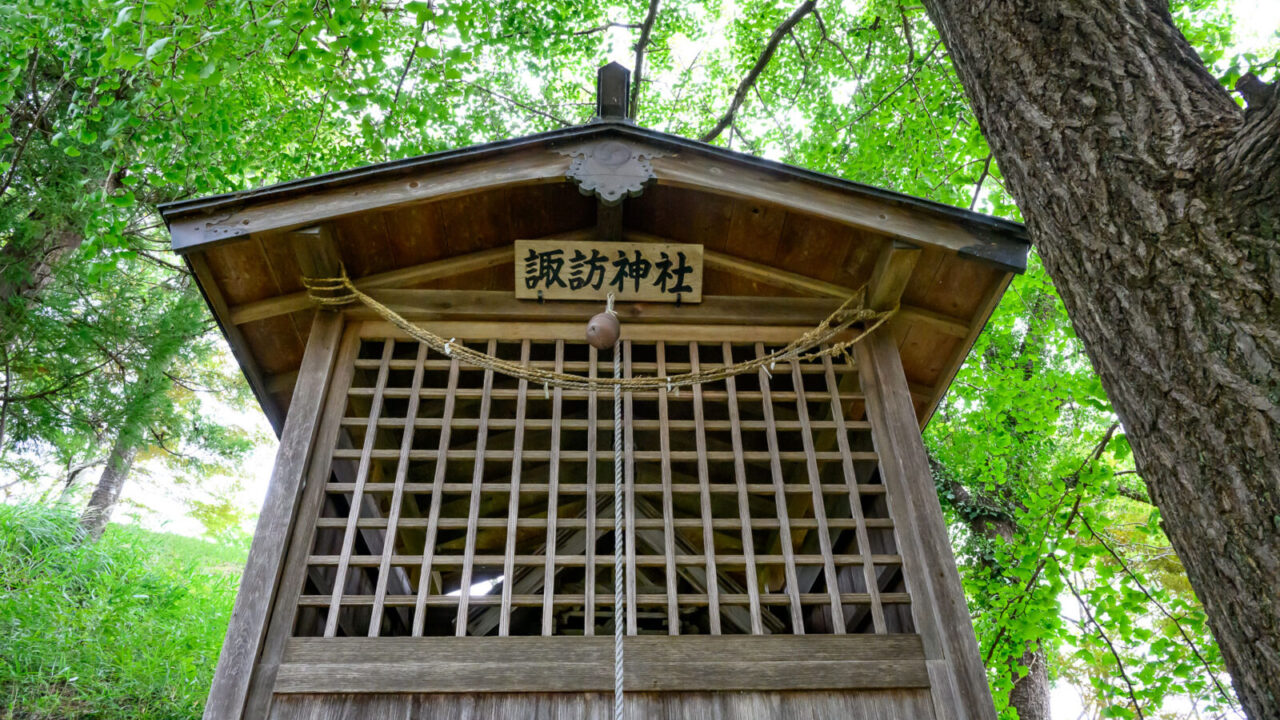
[159, 121, 1027, 269]
[162, 119, 1029, 435]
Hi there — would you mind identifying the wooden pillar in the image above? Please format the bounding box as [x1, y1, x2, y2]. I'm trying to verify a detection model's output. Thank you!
[857, 329, 995, 720]
[203, 310, 345, 720]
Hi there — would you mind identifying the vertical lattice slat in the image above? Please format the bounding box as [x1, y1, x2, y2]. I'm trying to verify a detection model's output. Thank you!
[756, 342, 805, 633]
[791, 360, 846, 633]
[369, 342, 427, 637]
[290, 332, 906, 640]
[411, 356, 461, 636]
[325, 338, 394, 638]
[541, 340, 565, 636]
[585, 345, 598, 636]
[623, 341, 638, 636]
[823, 355, 887, 633]
[723, 342, 764, 635]
[689, 343, 722, 635]
[655, 341, 680, 634]
[499, 340, 531, 637]
[456, 339, 497, 635]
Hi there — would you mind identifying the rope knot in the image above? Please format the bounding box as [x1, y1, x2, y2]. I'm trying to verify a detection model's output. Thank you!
[302, 269, 358, 307]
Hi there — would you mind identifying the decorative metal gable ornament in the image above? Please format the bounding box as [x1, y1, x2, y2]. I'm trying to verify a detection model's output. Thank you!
[561, 140, 662, 205]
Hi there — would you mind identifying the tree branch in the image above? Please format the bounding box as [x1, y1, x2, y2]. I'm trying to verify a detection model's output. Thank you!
[981, 423, 1119, 664]
[461, 81, 572, 127]
[700, 0, 816, 142]
[969, 152, 993, 210]
[1063, 572, 1147, 719]
[385, 17, 429, 131]
[628, 0, 661, 119]
[1079, 513, 1234, 704]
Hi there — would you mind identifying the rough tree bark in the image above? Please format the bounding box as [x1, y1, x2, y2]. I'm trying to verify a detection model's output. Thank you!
[921, 1, 1280, 716]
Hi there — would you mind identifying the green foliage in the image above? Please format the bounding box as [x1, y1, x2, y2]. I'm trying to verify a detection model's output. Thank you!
[0, 503, 243, 719]
[926, 254, 1236, 718]
[1, 0, 1271, 716]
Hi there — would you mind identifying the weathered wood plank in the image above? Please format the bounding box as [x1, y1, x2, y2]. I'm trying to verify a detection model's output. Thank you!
[655, 342, 680, 634]
[456, 339, 497, 635]
[648, 149, 996, 262]
[722, 343, 764, 635]
[688, 343, 721, 635]
[202, 311, 344, 720]
[370, 342, 428, 636]
[867, 240, 922, 312]
[410, 357, 461, 636]
[858, 330, 996, 720]
[273, 635, 930, 693]
[823, 355, 887, 633]
[756, 343, 805, 632]
[790, 359, 846, 634]
[499, 340, 531, 636]
[268, 689, 937, 720]
[584, 345, 599, 636]
[541, 340, 565, 636]
[324, 339, 393, 637]
[623, 341, 638, 635]
[170, 148, 569, 252]
[229, 247, 514, 325]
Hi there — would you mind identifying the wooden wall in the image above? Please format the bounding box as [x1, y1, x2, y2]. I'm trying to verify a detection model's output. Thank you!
[268, 689, 937, 720]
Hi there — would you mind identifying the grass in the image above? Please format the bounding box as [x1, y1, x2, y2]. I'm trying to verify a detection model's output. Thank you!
[0, 503, 245, 719]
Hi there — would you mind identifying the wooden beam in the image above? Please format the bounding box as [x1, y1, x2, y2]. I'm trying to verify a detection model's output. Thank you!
[647, 149, 1009, 265]
[273, 635, 930, 693]
[202, 312, 345, 720]
[867, 240, 921, 311]
[354, 319, 827, 344]
[354, 290, 841, 325]
[898, 306, 971, 338]
[187, 253, 286, 434]
[168, 148, 570, 252]
[703, 249, 853, 298]
[914, 273, 1011, 428]
[229, 246, 513, 325]
[289, 225, 342, 281]
[596, 200, 623, 242]
[858, 330, 996, 720]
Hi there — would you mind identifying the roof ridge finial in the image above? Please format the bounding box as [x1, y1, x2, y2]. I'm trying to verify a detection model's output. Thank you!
[595, 63, 631, 121]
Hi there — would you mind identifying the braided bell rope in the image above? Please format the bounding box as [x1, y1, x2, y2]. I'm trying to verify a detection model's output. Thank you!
[302, 271, 896, 391]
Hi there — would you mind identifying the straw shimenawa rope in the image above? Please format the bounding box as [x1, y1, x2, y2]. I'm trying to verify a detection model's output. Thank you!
[302, 271, 896, 391]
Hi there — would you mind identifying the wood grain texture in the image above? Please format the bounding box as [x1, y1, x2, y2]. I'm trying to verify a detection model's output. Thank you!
[269, 689, 936, 720]
[202, 312, 344, 720]
[858, 330, 995, 720]
[272, 635, 929, 694]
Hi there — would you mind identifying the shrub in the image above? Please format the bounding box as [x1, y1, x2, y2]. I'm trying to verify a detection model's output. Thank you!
[0, 504, 242, 719]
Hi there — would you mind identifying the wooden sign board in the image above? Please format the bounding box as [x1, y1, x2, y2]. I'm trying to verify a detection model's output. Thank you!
[515, 239, 704, 303]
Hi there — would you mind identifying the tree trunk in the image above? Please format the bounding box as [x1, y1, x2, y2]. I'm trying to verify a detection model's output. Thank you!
[976, 514, 1052, 720]
[920, 1, 1280, 717]
[78, 431, 138, 541]
[1007, 644, 1050, 720]
[0, 228, 83, 312]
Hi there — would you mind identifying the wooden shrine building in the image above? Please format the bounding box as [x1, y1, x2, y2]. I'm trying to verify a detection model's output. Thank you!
[161, 65, 1029, 720]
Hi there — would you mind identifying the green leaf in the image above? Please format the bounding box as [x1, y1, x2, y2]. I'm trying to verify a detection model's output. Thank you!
[145, 37, 172, 61]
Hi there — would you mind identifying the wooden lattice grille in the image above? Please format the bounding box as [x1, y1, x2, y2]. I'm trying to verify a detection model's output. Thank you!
[291, 334, 914, 638]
